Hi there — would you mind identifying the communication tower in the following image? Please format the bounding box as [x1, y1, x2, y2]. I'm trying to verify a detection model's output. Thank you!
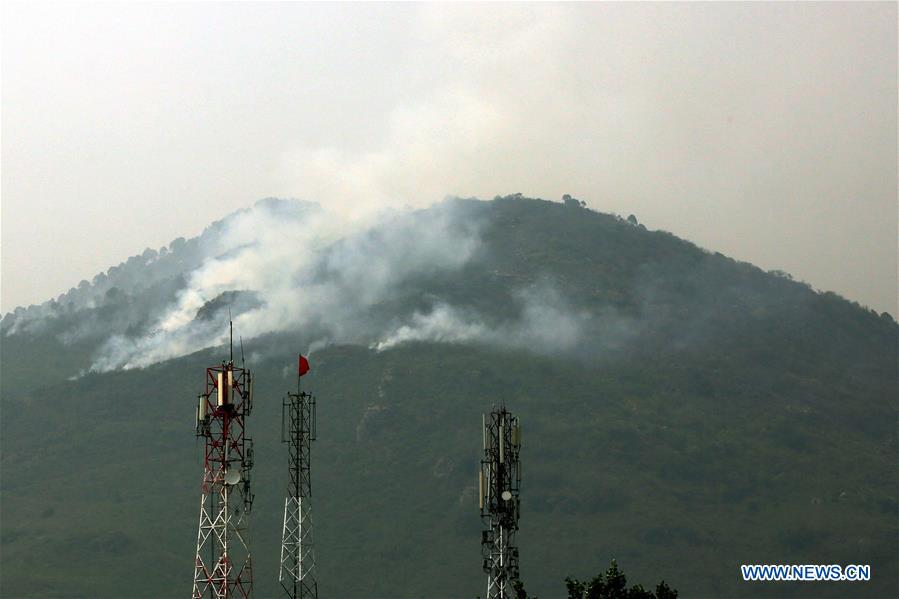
[279, 355, 318, 598]
[192, 331, 255, 598]
[479, 405, 522, 599]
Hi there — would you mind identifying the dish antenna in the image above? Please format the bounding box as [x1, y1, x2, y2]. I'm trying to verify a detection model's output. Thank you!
[501, 490, 513, 501]
[224, 468, 242, 486]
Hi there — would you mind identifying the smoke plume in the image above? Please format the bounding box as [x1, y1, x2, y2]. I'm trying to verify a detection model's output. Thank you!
[373, 283, 592, 354]
[89, 198, 489, 371]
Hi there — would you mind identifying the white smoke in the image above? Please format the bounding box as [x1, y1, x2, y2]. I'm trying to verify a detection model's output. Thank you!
[372, 304, 490, 351]
[275, 5, 574, 218]
[89, 198, 485, 371]
[373, 282, 592, 354]
[305, 337, 331, 359]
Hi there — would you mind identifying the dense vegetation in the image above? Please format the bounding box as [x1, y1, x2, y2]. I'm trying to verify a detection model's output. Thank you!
[1, 196, 896, 597]
[563, 560, 678, 599]
[513, 560, 678, 599]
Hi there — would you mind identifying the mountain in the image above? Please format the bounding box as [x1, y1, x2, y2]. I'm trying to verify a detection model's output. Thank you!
[1, 195, 896, 598]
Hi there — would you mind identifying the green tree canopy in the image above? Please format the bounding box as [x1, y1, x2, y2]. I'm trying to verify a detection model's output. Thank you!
[565, 560, 678, 599]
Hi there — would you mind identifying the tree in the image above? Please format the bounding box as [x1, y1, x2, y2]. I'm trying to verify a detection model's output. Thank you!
[512, 579, 531, 599]
[564, 560, 677, 599]
[563, 194, 586, 208]
[768, 269, 793, 280]
[508, 561, 676, 599]
[169, 236, 187, 252]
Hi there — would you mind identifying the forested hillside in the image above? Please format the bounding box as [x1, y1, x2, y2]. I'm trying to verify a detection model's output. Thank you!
[2, 196, 896, 597]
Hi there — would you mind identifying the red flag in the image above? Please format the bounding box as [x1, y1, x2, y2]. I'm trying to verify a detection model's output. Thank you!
[298, 354, 310, 377]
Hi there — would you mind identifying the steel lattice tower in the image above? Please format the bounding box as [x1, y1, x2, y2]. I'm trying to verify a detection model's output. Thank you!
[479, 406, 522, 599]
[192, 358, 255, 599]
[279, 357, 318, 598]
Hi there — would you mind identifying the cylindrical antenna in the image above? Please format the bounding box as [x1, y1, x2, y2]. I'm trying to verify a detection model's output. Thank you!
[479, 470, 485, 510]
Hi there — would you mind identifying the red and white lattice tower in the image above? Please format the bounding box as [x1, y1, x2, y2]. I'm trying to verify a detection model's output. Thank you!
[192, 356, 255, 598]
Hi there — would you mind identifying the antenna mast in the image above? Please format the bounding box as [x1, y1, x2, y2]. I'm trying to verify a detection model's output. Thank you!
[192, 334, 255, 598]
[479, 405, 522, 598]
[279, 355, 318, 598]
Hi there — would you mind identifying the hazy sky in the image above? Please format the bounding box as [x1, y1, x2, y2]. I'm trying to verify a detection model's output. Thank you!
[2, 2, 896, 315]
